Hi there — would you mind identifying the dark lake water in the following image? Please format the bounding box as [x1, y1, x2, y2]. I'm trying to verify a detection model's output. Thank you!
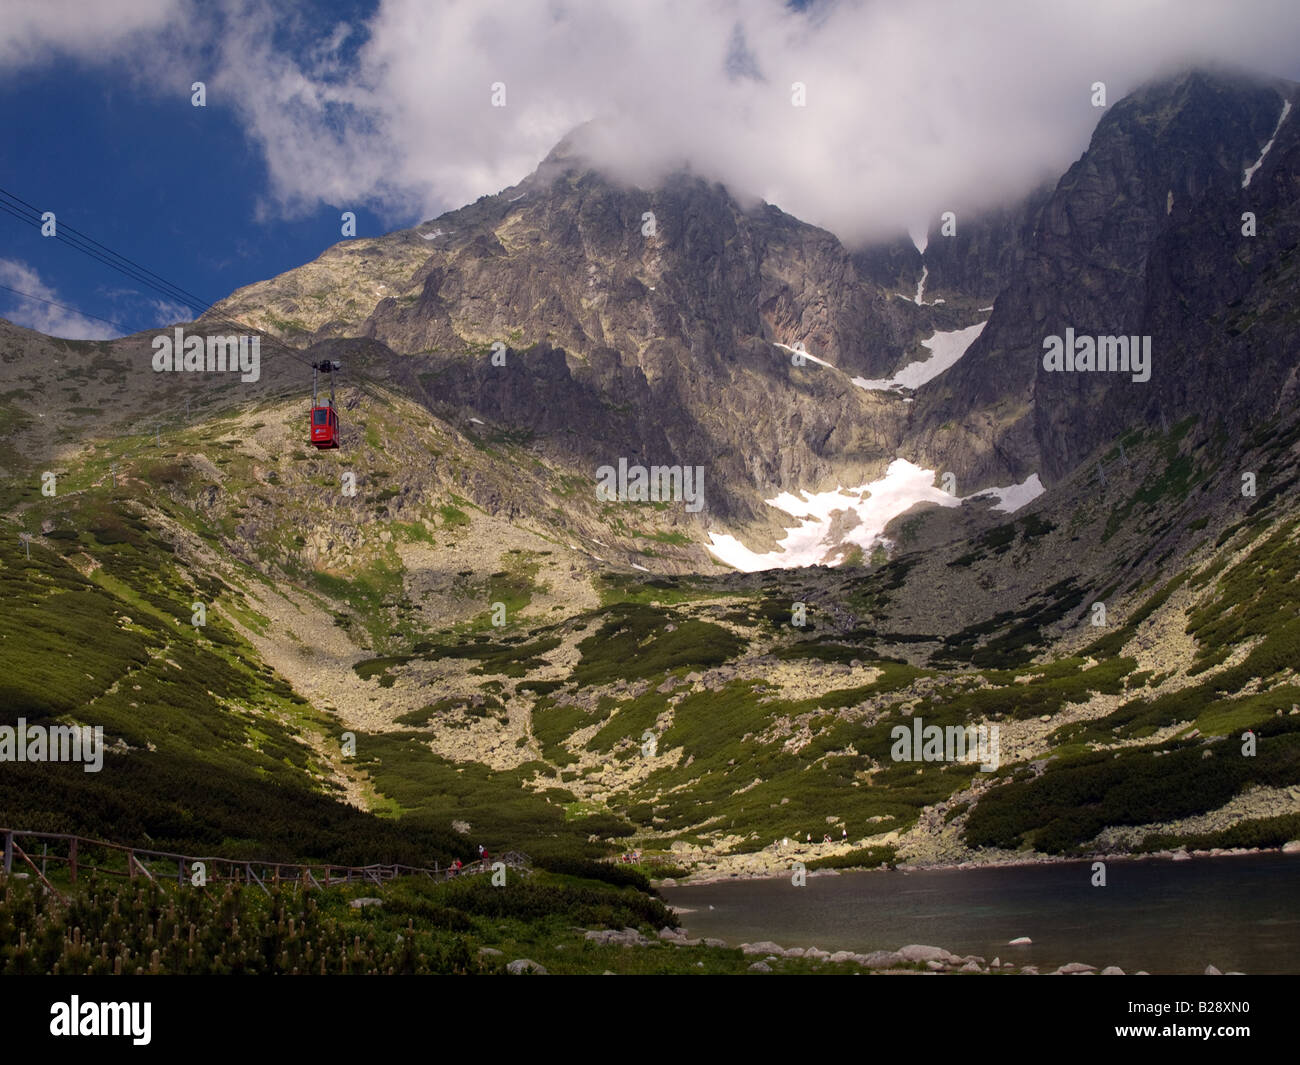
[662, 853, 1300, 974]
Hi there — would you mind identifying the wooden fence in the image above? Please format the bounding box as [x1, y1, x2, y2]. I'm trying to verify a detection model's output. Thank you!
[0, 828, 529, 900]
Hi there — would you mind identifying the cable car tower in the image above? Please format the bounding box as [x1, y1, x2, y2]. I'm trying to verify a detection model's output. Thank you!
[309, 360, 342, 449]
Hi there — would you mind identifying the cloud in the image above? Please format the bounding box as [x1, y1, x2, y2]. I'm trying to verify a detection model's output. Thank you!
[0, 0, 185, 72]
[0, 259, 119, 339]
[9, 0, 1300, 244]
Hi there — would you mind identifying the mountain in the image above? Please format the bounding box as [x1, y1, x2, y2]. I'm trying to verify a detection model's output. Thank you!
[3, 67, 1300, 892]
[908, 69, 1300, 488]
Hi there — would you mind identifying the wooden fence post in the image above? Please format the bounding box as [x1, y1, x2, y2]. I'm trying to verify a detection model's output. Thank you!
[69, 837, 78, 884]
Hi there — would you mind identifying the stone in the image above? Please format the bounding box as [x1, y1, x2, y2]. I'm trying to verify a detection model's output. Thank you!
[1008, 936, 1032, 945]
[1205, 964, 1222, 975]
[478, 947, 504, 956]
[959, 960, 982, 972]
[1100, 966, 1125, 975]
[991, 957, 1000, 968]
[1281, 840, 1300, 853]
[740, 940, 784, 955]
[899, 944, 955, 962]
[703, 938, 727, 948]
[829, 950, 857, 963]
[348, 897, 383, 909]
[860, 950, 906, 969]
[507, 959, 547, 975]
[804, 947, 832, 960]
[925, 960, 946, 971]
[585, 928, 649, 947]
[783, 947, 806, 957]
[1020, 966, 1039, 975]
[1055, 962, 1097, 974]
[749, 961, 772, 972]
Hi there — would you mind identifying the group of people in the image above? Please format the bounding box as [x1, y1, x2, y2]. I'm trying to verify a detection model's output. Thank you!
[446, 844, 492, 876]
[617, 850, 643, 864]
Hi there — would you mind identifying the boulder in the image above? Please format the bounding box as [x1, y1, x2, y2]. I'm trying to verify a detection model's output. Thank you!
[804, 947, 832, 960]
[899, 944, 955, 963]
[1281, 840, 1300, 854]
[749, 961, 772, 972]
[1008, 936, 1032, 945]
[1055, 962, 1097, 974]
[829, 950, 857, 964]
[1205, 964, 1222, 975]
[348, 897, 383, 909]
[741, 940, 785, 955]
[959, 960, 983, 972]
[861, 950, 906, 969]
[585, 928, 649, 947]
[703, 938, 727, 948]
[1020, 966, 1039, 975]
[507, 959, 547, 975]
[1100, 966, 1125, 975]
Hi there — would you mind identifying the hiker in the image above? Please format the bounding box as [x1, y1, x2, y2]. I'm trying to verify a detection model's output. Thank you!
[823, 833, 832, 844]
[481, 847, 491, 867]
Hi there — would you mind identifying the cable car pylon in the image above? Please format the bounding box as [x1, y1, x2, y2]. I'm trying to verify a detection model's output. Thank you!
[310, 359, 341, 449]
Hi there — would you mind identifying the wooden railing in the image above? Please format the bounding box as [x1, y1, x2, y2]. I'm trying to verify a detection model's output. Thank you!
[0, 828, 529, 900]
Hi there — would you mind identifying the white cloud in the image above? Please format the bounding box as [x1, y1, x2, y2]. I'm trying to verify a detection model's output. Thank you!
[0, 0, 184, 71]
[0, 259, 118, 339]
[7, 1, 1300, 241]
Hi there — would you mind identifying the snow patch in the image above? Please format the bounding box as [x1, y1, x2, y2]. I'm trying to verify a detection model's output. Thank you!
[706, 461, 1046, 572]
[468, 417, 484, 424]
[967, 473, 1046, 513]
[1243, 98, 1292, 188]
[420, 228, 446, 240]
[914, 264, 929, 306]
[774, 341, 834, 368]
[630, 563, 650, 572]
[852, 320, 986, 392]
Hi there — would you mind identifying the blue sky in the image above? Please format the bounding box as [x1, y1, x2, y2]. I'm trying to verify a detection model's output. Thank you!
[0, 1, 386, 338]
[1, 0, 1298, 340]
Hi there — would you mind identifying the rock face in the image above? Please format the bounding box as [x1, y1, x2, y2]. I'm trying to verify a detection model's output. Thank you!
[908, 70, 1300, 488]
[213, 140, 925, 524]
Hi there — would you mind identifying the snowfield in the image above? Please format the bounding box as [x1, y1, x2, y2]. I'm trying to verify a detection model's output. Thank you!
[706, 460, 1045, 572]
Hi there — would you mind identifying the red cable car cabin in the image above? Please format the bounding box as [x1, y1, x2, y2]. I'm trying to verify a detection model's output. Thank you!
[310, 404, 339, 448]
[308, 359, 341, 449]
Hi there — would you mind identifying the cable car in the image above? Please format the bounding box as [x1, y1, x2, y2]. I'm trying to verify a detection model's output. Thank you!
[309, 360, 341, 449]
